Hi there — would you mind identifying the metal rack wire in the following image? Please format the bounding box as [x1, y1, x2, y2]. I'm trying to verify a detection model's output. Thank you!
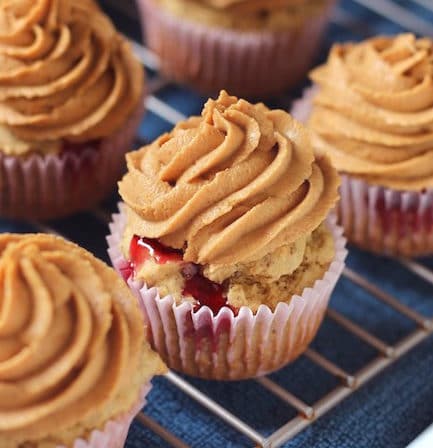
[9, 1, 433, 447]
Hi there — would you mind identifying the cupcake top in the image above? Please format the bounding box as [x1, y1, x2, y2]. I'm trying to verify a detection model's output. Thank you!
[154, 0, 331, 30]
[309, 33, 433, 191]
[198, 0, 321, 10]
[120, 90, 339, 270]
[0, 0, 144, 156]
[0, 234, 165, 448]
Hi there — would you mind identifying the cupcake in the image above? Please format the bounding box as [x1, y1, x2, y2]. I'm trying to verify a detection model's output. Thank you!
[0, 233, 165, 448]
[108, 91, 347, 380]
[0, 0, 145, 220]
[137, 0, 335, 98]
[292, 33, 433, 257]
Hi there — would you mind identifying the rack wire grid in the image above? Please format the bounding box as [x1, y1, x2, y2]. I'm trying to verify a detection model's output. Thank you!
[2, 0, 433, 447]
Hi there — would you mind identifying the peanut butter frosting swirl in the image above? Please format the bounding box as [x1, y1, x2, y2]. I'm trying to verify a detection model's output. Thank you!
[0, 0, 144, 156]
[120, 91, 339, 266]
[309, 33, 433, 191]
[0, 234, 163, 447]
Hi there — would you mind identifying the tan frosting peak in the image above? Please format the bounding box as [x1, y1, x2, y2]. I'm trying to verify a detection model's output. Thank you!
[309, 33, 433, 191]
[0, 233, 164, 447]
[0, 0, 144, 156]
[120, 91, 339, 266]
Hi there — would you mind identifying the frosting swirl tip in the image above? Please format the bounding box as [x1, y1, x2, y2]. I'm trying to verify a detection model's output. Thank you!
[0, 0, 144, 156]
[0, 232, 165, 447]
[309, 33, 433, 190]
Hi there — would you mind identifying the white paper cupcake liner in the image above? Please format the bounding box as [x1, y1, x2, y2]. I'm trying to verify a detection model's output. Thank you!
[338, 175, 433, 256]
[136, 0, 335, 98]
[291, 85, 318, 123]
[292, 86, 433, 256]
[0, 99, 144, 221]
[57, 383, 151, 448]
[107, 204, 347, 380]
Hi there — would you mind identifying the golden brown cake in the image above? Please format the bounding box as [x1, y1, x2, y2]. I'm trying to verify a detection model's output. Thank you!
[108, 91, 347, 380]
[0, 233, 165, 448]
[154, 0, 331, 30]
[0, 0, 145, 219]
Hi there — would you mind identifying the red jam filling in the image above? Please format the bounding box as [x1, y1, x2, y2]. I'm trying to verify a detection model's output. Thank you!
[130, 235, 183, 265]
[184, 275, 227, 315]
[129, 235, 237, 315]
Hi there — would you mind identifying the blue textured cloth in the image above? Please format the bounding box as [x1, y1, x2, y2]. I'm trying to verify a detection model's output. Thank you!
[2, 1, 433, 447]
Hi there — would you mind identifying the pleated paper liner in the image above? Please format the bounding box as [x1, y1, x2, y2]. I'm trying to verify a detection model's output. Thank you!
[338, 175, 433, 256]
[137, 0, 335, 98]
[292, 86, 433, 257]
[57, 384, 151, 448]
[0, 99, 144, 221]
[107, 204, 347, 381]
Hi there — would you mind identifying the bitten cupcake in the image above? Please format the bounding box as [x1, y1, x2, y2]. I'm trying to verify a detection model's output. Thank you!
[0, 233, 165, 448]
[108, 91, 347, 380]
[292, 34, 433, 257]
[0, 0, 145, 220]
[137, 0, 335, 98]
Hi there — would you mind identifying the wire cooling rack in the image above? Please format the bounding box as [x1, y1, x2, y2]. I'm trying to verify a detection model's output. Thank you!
[2, 0, 433, 447]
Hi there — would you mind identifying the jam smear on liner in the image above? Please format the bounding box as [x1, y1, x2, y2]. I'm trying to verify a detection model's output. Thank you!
[119, 260, 134, 282]
[374, 196, 433, 237]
